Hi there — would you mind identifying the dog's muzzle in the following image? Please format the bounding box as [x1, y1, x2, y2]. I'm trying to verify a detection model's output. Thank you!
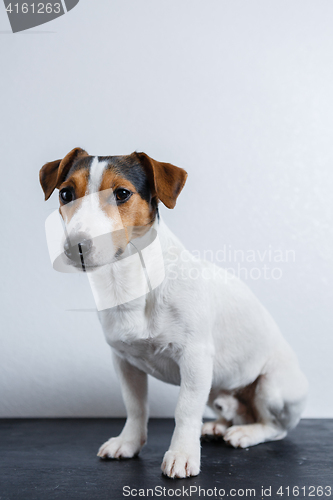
[44, 210, 166, 309]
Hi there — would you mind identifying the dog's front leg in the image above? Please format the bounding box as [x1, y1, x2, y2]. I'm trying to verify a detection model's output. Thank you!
[97, 352, 148, 459]
[161, 347, 213, 478]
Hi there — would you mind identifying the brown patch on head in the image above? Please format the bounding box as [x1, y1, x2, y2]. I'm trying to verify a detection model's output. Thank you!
[98, 168, 155, 251]
[58, 169, 90, 223]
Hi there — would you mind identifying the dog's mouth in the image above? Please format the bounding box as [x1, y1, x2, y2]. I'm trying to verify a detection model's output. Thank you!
[65, 250, 125, 272]
[69, 261, 97, 272]
[64, 243, 127, 272]
[62, 228, 129, 272]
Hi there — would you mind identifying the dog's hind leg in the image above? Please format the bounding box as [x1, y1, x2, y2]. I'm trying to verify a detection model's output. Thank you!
[224, 422, 288, 448]
[224, 353, 308, 449]
[202, 386, 256, 438]
[202, 418, 229, 437]
[201, 393, 238, 437]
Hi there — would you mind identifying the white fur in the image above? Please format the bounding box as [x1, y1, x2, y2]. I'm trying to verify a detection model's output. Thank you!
[88, 156, 107, 193]
[66, 202, 308, 478]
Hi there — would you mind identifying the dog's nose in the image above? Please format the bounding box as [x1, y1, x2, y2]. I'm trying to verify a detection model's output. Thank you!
[64, 233, 93, 261]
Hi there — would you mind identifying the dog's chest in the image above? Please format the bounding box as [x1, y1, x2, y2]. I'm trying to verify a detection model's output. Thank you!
[98, 305, 182, 385]
[112, 339, 181, 385]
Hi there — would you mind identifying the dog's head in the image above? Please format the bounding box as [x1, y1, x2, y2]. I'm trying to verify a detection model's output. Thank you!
[40, 148, 187, 270]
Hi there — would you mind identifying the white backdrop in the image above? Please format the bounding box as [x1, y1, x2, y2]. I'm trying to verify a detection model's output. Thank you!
[1, 0, 332, 418]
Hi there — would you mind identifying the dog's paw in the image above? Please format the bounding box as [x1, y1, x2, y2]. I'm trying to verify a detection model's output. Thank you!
[161, 450, 200, 478]
[201, 420, 227, 438]
[223, 425, 255, 448]
[97, 436, 144, 459]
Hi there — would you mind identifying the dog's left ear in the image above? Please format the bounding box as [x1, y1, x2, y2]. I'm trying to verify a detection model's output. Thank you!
[39, 147, 88, 200]
[135, 152, 188, 209]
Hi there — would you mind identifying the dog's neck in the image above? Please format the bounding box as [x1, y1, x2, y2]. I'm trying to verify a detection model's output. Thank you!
[86, 217, 182, 314]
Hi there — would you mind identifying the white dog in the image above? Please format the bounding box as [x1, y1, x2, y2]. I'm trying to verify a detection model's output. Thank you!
[40, 148, 308, 478]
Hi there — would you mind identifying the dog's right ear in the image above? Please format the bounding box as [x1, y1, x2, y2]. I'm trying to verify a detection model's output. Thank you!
[39, 147, 88, 200]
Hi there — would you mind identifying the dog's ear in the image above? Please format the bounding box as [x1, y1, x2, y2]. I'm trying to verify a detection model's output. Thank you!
[39, 147, 88, 200]
[135, 152, 188, 209]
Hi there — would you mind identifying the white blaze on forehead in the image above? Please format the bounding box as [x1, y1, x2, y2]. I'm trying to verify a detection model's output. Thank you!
[63, 156, 124, 241]
[88, 156, 108, 194]
[63, 155, 123, 249]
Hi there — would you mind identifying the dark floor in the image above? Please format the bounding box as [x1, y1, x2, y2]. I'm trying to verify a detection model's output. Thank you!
[0, 419, 332, 500]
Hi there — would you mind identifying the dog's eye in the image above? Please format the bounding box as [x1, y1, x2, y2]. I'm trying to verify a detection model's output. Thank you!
[59, 188, 74, 204]
[115, 188, 131, 203]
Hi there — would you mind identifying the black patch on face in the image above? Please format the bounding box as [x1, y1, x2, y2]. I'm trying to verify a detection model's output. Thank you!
[100, 155, 151, 203]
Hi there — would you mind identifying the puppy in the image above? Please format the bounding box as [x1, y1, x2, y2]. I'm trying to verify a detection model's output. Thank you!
[40, 147, 308, 478]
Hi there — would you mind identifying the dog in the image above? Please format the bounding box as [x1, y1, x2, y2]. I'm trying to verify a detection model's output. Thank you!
[40, 147, 308, 478]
